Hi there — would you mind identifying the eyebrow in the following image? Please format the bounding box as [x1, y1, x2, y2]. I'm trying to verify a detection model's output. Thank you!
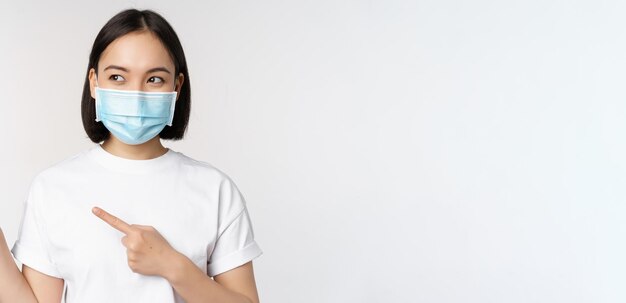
[103, 65, 128, 72]
[103, 65, 171, 74]
[146, 67, 171, 74]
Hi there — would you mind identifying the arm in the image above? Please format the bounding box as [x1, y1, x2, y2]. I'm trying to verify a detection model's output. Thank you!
[0, 228, 64, 303]
[22, 265, 64, 303]
[165, 254, 259, 303]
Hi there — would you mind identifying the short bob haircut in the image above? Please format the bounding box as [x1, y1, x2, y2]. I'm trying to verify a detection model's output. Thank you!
[81, 9, 191, 143]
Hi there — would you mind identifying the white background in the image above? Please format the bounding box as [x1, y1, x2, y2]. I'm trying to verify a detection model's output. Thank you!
[0, 1, 624, 302]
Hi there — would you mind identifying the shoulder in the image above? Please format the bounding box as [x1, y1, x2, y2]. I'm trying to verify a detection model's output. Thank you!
[30, 148, 91, 187]
[172, 151, 240, 187]
[20, 149, 90, 210]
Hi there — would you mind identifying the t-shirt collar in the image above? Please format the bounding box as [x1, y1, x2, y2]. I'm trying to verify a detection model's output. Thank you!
[88, 144, 177, 174]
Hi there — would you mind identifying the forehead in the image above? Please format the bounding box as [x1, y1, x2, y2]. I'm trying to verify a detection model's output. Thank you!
[98, 31, 174, 72]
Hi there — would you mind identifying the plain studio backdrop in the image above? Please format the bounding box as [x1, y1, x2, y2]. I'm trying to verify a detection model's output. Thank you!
[0, 0, 624, 302]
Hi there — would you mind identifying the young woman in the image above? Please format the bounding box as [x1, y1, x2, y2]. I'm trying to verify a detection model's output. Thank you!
[0, 9, 262, 303]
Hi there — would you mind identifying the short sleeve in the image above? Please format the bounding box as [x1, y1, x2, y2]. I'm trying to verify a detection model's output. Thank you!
[207, 176, 263, 277]
[10, 177, 62, 278]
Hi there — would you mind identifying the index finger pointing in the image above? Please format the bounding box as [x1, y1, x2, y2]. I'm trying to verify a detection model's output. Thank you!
[92, 207, 132, 234]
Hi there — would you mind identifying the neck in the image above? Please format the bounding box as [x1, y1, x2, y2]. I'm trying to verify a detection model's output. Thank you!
[101, 136, 168, 160]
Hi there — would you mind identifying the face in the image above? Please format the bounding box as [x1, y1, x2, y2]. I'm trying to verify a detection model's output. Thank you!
[89, 31, 184, 98]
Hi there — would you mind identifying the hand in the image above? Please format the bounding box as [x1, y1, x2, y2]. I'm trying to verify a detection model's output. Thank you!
[91, 206, 181, 279]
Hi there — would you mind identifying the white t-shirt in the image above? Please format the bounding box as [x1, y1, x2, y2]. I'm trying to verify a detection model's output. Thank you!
[11, 144, 263, 302]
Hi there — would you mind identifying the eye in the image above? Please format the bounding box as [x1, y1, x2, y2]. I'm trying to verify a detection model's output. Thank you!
[148, 76, 164, 84]
[109, 74, 125, 82]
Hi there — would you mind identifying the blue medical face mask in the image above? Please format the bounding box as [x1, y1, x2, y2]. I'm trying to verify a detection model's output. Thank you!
[94, 76, 177, 145]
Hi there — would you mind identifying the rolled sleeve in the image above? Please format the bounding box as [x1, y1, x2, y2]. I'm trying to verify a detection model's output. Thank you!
[10, 178, 62, 279]
[207, 176, 263, 277]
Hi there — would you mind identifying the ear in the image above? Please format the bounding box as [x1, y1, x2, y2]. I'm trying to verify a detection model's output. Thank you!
[88, 68, 97, 99]
[175, 72, 185, 100]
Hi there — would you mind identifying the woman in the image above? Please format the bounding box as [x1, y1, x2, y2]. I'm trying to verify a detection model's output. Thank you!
[0, 9, 262, 303]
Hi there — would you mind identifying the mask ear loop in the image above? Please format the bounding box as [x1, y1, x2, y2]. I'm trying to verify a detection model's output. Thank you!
[94, 73, 101, 122]
[169, 77, 178, 126]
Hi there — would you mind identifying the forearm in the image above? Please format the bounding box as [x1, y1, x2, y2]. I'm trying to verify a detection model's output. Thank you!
[164, 252, 251, 303]
[0, 228, 38, 303]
